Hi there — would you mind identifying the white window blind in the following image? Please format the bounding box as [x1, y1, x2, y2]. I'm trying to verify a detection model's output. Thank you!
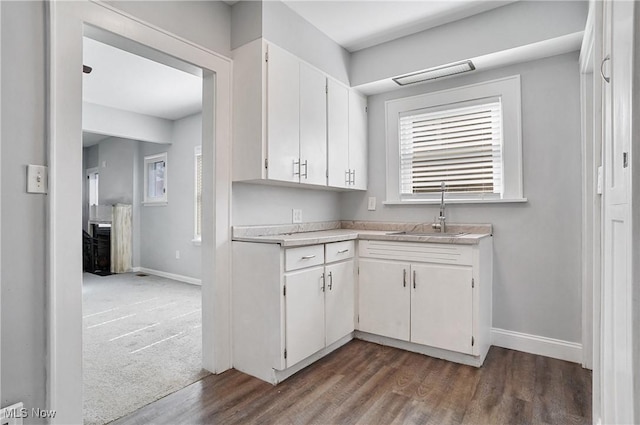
[400, 99, 503, 197]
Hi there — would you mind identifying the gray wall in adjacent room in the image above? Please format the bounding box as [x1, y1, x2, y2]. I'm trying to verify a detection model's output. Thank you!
[138, 114, 202, 280]
[1, 1, 47, 419]
[340, 52, 583, 344]
[98, 137, 136, 205]
[82, 144, 100, 232]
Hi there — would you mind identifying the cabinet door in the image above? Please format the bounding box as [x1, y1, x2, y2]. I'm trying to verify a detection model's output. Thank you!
[358, 259, 410, 341]
[266, 43, 300, 183]
[285, 266, 326, 368]
[327, 79, 349, 188]
[348, 90, 367, 190]
[325, 260, 355, 346]
[410, 263, 473, 354]
[299, 63, 327, 186]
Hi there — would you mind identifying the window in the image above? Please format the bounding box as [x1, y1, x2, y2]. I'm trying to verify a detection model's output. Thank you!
[143, 152, 168, 204]
[194, 146, 202, 241]
[400, 99, 503, 198]
[386, 75, 524, 204]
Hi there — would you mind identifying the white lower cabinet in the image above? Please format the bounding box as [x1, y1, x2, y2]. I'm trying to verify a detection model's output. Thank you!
[357, 239, 492, 366]
[232, 240, 355, 384]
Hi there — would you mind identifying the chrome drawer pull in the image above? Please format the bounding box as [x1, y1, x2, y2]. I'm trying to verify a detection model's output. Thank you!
[337, 249, 349, 254]
[301, 255, 316, 260]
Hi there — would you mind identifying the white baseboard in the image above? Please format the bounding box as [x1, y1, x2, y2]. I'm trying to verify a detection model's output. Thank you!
[491, 327, 582, 364]
[133, 267, 201, 286]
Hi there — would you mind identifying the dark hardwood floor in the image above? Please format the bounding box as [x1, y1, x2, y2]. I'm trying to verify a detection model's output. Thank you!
[111, 340, 591, 425]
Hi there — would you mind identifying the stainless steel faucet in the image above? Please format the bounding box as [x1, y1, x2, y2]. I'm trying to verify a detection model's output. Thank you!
[432, 182, 446, 233]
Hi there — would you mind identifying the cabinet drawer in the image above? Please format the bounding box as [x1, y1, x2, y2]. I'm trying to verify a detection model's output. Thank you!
[359, 240, 473, 265]
[325, 240, 355, 263]
[285, 245, 325, 271]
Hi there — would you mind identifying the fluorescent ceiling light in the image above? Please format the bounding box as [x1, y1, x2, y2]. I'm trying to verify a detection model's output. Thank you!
[393, 60, 476, 86]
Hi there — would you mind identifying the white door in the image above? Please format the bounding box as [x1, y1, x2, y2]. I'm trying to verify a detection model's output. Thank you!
[348, 90, 368, 190]
[325, 260, 355, 346]
[410, 263, 473, 354]
[284, 266, 326, 368]
[266, 43, 300, 183]
[327, 79, 349, 188]
[358, 259, 410, 341]
[299, 63, 327, 186]
[600, 1, 634, 423]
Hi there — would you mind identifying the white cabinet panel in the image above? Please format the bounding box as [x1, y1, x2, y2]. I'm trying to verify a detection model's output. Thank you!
[349, 90, 368, 190]
[410, 263, 473, 354]
[325, 260, 355, 346]
[358, 259, 410, 341]
[300, 63, 328, 186]
[266, 43, 300, 183]
[327, 79, 350, 188]
[285, 266, 326, 368]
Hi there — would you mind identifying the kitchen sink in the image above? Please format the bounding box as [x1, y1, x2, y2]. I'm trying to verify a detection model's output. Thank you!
[385, 231, 469, 237]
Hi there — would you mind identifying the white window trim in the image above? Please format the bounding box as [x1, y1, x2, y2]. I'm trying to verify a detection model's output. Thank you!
[143, 152, 168, 205]
[193, 145, 202, 244]
[385, 75, 526, 204]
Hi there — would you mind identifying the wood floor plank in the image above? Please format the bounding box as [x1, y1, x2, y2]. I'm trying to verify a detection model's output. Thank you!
[110, 342, 592, 425]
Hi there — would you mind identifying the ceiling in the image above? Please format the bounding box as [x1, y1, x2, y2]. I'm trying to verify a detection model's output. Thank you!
[83, 37, 202, 121]
[282, 0, 516, 52]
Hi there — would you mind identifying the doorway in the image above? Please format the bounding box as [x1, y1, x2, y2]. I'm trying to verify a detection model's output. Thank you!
[47, 2, 232, 423]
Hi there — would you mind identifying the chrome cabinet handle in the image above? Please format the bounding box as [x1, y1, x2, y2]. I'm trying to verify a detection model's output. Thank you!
[293, 159, 300, 176]
[403, 269, 407, 287]
[337, 249, 349, 254]
[301, 255, 316, 260]
[301, 160, 308, 179]
[413, 270, 416, 289]
[601, 55, 611, 83]
[328, 272, 333, 290]
[321, 272, 326, 292]
[352, 169, 356, 185]
[345, 169, 350, 185]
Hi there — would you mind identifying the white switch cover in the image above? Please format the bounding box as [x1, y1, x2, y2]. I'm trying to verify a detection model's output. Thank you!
[27, 164, 48, 194]
[367, 197, 376, 211]
[292, 209, 302, 223]
[175, 250, 180, 259]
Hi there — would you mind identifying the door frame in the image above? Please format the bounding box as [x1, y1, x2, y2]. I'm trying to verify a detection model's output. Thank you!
[47, 2, 232, 423]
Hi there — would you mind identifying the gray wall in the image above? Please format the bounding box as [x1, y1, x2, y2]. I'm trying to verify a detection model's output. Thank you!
[232, 183, 342, 225]
[341, 52, 583, 343]
[1, 1, 230, 419]
[98, 138, 136, 205]
[138, 114, 202, 279]
[1, 1, 47, 416]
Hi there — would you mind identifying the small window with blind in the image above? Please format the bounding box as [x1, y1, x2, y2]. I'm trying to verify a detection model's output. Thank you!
[399, 99, 503, 200]
[194, 146, 202, 242]
[386, 75, 524, 204]
[143, 152, 168, 204]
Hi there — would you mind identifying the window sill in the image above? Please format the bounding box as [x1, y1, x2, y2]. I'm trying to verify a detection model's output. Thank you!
[142, 201, 168, 207]
[383, 198, 528, 206]
[192, 238, 201, 246]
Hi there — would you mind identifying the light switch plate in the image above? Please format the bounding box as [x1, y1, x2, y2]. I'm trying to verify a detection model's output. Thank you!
[27, 164, 48, 194]
[597, 165, 603, 195]
[292, 209, 302, 223]
[367, 197, 376, 211]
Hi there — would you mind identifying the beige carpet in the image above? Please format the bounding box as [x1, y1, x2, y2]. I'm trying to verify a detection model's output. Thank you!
[83, 272, 209, 425]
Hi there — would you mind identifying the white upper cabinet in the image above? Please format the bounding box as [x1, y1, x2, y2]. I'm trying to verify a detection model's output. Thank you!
[232, 38, 367, 190]
[327, 79, 350, 188]
[266, 43, 300, 183]
[327, 79, 368, 190]
[299, 63, 328, 186]
[348, 90, 368, 190]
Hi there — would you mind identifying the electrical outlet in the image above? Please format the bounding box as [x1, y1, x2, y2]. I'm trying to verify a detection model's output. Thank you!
[367, 197, 376, 211]
[292, 209, 303, 223]
[175, 250, 180, 259]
